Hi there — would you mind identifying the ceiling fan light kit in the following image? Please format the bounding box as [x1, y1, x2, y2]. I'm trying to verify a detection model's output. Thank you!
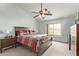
[32, 3, 52, 19]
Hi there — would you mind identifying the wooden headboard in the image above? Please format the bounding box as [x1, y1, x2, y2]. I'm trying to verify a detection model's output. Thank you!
[15, 27, 37, 36]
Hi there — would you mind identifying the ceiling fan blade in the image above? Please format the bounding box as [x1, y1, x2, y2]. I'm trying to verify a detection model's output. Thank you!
[32, 11, 39, 13]
[44, 13, 52, 16]
[33, 15, 39, 18]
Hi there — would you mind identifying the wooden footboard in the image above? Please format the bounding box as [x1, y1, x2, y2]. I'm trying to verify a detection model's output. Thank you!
[36, 39, 52, 56]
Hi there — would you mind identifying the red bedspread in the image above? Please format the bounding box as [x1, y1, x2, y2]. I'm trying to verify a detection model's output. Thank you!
[17, 36, 38, 52]
[17, 35, 49, 52]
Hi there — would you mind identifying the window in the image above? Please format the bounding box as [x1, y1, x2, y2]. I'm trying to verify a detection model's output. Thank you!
[48, 24, 61, 35]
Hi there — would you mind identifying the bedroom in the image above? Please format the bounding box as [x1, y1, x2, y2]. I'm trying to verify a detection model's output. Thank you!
[0, 3, 79, 56]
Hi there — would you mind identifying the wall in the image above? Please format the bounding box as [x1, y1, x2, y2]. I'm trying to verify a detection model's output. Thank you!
[39, 15, 77, 43]
[0, 4, 39, 36]
[36, 20, 45, 34]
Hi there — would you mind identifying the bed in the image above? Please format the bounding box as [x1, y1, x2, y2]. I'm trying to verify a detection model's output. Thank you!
[15, 27, 52, 56]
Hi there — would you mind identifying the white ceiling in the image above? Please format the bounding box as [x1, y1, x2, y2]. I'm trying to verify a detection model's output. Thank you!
[0, 3, 79, 20]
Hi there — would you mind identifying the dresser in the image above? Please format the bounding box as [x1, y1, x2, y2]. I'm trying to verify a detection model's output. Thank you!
[0, 37, 16, 53]
[70, 24, 79, 56]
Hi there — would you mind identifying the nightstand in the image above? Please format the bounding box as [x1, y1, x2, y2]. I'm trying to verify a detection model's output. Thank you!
[0, 37, 16, 53]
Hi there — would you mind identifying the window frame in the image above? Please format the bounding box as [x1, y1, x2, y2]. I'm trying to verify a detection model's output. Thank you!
[47, 24, 61, 36]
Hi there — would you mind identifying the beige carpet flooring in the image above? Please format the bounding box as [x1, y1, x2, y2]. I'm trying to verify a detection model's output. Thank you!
[0, 41, 75, 56]
[42, 41, 75, 56]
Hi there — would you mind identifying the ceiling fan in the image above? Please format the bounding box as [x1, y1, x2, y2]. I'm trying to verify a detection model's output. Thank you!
[32, 3, 52, 19]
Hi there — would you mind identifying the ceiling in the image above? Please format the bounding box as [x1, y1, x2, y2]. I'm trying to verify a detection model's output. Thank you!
[0, 3, 79, 20]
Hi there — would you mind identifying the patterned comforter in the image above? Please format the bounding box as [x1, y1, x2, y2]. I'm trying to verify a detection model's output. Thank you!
[17, 34, 51, 53]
